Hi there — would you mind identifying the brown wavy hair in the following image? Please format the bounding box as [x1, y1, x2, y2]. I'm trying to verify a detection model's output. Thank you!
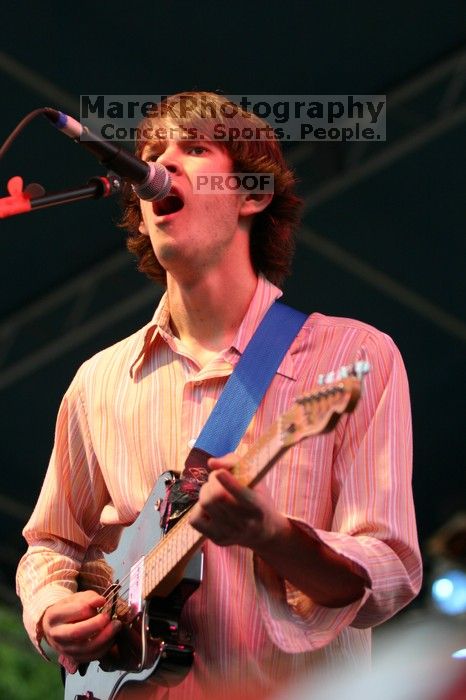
[120, 91, 301, 288]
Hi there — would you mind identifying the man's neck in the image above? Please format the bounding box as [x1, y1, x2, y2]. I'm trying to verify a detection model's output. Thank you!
[166, 267, 258, 362]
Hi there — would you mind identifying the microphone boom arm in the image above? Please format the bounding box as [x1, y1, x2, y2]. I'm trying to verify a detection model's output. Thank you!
[0, 173, 122, 219]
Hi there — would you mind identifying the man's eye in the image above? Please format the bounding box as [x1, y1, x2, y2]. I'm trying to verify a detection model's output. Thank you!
[187, 145, 207, 155]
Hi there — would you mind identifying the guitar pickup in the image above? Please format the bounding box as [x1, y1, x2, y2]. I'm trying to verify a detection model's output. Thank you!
[128, 557, 145, 615]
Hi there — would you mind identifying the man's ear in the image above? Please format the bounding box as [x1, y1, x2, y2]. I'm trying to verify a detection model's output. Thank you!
[138, 218, 148, 235]
[239, 192, 273, 218]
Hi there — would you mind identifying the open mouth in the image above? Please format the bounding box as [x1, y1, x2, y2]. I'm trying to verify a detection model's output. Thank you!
[153, 193, 184, 217]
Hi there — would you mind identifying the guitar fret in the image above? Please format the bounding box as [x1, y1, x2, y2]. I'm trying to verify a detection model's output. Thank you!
[143, 514, 203, 599]
[235, 413, 288, 486]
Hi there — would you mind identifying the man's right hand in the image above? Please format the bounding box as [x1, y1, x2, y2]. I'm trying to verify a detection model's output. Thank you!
[41, 589, 122, 673]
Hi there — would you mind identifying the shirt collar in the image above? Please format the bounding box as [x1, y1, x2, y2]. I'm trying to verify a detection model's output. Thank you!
[130, 275, 301, 380]
[129, 292, 170, 378]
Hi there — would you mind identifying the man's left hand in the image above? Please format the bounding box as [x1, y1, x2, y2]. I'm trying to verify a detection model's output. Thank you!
[189, 454, 290, 549]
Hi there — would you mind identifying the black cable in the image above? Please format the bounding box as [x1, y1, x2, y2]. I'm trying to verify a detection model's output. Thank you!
[0, 107, 52, 160]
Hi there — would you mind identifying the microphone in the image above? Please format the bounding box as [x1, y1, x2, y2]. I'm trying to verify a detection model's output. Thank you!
[43, 109, 171, 201]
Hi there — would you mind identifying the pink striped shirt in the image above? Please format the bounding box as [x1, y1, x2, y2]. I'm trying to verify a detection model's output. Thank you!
[16, 275, 422, 699]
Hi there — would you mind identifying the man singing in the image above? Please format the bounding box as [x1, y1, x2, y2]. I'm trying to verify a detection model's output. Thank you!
[17, 92, 422, 699]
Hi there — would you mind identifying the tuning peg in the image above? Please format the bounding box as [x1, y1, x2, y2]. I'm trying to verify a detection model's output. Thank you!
[353, 360, 370, 378]
[317, 360, 370, 386]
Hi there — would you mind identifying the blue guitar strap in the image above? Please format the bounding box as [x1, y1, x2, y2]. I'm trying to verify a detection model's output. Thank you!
[194, 301, 307, 456]
[161, 301, 307, 527]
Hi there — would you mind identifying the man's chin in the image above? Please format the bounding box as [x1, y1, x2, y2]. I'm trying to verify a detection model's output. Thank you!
[155, 242, 180, 265]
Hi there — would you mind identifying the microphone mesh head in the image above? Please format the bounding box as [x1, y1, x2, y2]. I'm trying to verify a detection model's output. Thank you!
[133, 163, 172, 201]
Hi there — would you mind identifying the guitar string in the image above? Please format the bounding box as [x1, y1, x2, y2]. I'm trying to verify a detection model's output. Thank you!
[95, 453, 272, 617]
[98, 427, 291, 616]
[95, 421, 284, 616]
[93, 388, 349, 616]
[99, 521, 207, 615]
[96, 510, 198, 615]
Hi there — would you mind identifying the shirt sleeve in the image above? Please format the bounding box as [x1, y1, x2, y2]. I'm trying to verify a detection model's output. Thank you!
[16, 366, 111, 653]
[253, 330, 423, 653]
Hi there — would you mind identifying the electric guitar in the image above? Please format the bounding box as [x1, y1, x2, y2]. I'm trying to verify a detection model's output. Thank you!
[64, 362, 369, 700]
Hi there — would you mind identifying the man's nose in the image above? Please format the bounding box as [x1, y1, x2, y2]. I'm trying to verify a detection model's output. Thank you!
[157, 145, 182, 174]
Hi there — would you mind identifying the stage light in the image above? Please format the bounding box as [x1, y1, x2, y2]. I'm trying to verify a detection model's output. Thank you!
[427, 511, 466, 621]
[452, 648, 466, 659]
[431, 569, 466, 615]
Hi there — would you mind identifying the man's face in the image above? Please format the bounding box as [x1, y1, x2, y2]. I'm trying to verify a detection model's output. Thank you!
[138, 136, 250, 281]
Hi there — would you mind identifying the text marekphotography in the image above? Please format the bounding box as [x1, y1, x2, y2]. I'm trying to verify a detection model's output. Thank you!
[80, 94, 386, 142]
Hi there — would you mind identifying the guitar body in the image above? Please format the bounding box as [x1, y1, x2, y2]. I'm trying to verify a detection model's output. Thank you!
[62, 364, 368, 700]
[64, 471, 203, 700]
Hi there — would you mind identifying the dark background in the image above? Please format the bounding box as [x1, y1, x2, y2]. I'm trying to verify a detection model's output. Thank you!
[0, 0, 465, 611]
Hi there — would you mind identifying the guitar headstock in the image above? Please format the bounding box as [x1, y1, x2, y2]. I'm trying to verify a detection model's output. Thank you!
[279, 362, 370, 448]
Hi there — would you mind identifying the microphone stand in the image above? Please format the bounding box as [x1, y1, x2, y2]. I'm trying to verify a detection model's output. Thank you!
[0, 172, 122, 219]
